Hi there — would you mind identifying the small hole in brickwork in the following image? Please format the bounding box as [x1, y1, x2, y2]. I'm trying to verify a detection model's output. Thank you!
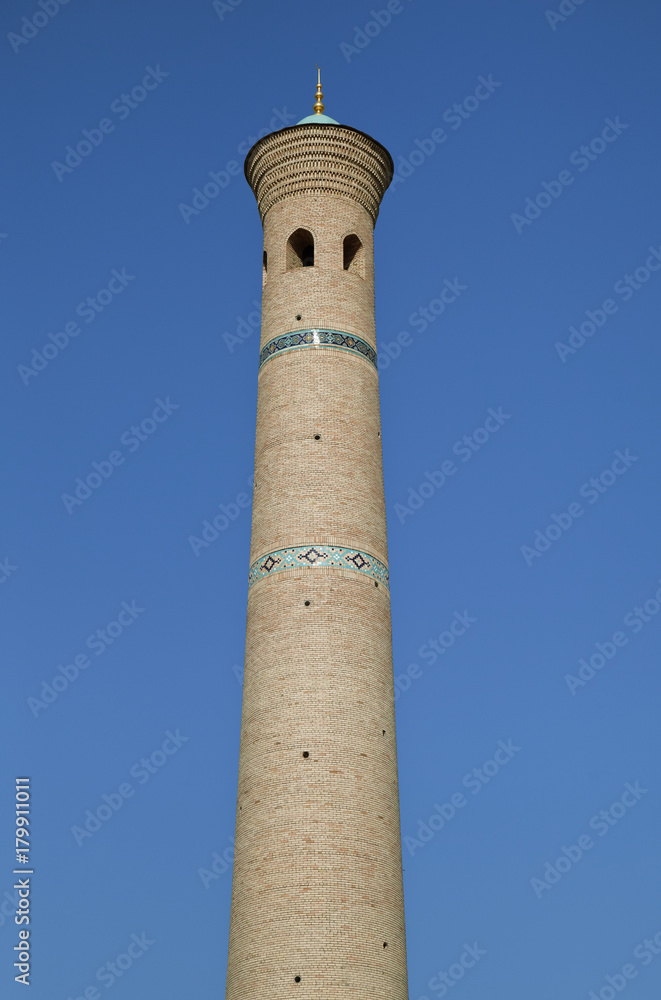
[304, 600, 311, 607]
[314, 434, 321, 440]
[374, 581, 378, 588]
[296, 314, 302, 321]
[382, 730, 386, 735]
[294, 976, 301, 983]
[383, 942, 388, 949]
[302, 751, 309, 758]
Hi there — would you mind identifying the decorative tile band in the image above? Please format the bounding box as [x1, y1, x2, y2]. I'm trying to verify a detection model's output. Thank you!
[248, 544, 389, 590]
[259, 329, 377, 371]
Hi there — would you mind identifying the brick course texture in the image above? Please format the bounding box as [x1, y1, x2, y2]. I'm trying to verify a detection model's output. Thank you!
[226, 122, 409, 1000]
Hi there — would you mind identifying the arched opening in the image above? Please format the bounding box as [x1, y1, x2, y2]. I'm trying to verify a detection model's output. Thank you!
[262, 249, 267, 287]
[343, 234, 364, 276]
[287, 228, 315, 269]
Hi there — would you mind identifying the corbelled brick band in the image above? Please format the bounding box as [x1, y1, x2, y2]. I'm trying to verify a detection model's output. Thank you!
[244, 123, 393, 224]
[227, 120, 407, 1000]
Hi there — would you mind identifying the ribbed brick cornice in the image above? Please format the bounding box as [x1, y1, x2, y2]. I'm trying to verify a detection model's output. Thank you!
[244, 124, 394, 223]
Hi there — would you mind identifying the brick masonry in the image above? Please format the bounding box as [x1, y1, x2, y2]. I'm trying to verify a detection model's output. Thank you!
[226, 122, 409, 1000]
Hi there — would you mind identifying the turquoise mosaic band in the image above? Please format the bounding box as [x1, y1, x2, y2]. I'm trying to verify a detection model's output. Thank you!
[259, 329, 377, 371]
[248, 544, 389, 590]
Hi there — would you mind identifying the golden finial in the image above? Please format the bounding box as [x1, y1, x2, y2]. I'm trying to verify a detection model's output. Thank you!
[313, 64, 324, 115]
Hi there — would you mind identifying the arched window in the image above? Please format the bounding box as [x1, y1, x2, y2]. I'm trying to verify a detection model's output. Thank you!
[262, 249, 267, 286]
[287, 228, 315, 269]
[343, 234, 364, 276]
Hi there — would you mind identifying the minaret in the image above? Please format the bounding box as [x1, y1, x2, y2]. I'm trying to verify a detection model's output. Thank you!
[226, 72, 408, 1000]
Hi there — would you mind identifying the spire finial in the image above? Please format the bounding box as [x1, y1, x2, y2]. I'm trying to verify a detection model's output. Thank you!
[313, 64, 324, 115]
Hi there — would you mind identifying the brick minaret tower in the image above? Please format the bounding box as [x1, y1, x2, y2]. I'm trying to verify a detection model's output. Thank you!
[226, 72, 408, 1000]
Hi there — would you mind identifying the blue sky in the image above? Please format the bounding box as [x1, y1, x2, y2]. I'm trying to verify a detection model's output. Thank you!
[2, 0, 660, 997]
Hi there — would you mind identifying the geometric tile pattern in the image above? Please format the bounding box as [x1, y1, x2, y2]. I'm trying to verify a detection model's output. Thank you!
[248, 543, 389, 589]
[259, 328, 377, 371]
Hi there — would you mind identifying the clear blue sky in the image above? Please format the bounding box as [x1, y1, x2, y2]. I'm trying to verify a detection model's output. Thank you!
[2, 1, 660, 997]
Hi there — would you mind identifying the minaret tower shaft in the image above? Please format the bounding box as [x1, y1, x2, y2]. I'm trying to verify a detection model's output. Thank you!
[227, 75, 408, 1000]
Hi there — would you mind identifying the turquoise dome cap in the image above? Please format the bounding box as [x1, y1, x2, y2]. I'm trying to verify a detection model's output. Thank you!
[297, 112, 339, 125]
